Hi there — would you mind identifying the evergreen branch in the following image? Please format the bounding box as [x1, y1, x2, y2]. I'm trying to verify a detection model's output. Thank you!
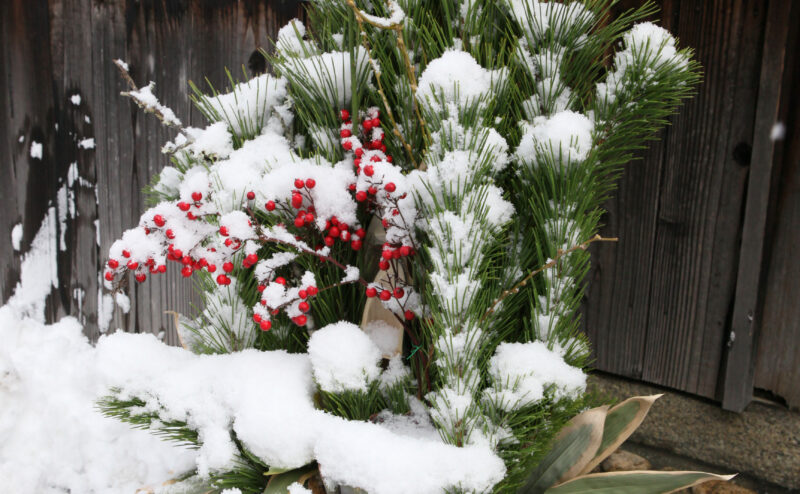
[481, 234, 617, 323]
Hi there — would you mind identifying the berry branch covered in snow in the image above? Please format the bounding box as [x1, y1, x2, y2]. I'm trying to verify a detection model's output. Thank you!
[99, 1, 699, 492]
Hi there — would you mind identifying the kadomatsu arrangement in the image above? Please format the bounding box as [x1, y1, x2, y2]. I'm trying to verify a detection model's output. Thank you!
[98, 1, 716, 493]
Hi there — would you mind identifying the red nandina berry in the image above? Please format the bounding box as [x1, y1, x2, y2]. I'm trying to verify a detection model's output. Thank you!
[340, 129, 352, 138]
[187, 212, 197, 220]
[166, 229, 175, 239]
[245, 253, 258, 266]
[104, 271, 114, 281]
[379, 290, 392, 301]
[392, 209, 400, 216]
[371, 118, 380, 128]
[340, 109, 350, 121]
[127, 260, 139, 270]
[392, 249, 402, 259]
[224, 238, 233, 247]
[153, 214, 165, 227]
[294, 315, 308, 326]
[404, 310, 415, 320]
[173, 248, 183, 258]
[219, 225, 230, 236]
[384, 182, 396, 192]
[177, 201, 190, 211]
[294, 178, 305, 189]
[355, 191, 367, 202]
[298, 289, 308, 299]
[366, 287, 377, 298]
[253, 313, 262, 323]
[400, 245, 412, 256]
[380, 144, 387, 153]
[298, 301, 310, 312]
[122, 249, 131, 258]
[198, 258, 208, 268]
[260, 320, 272, 331]
[355, 228, 366, 238]
[363, 119, 373, 130]
[354, 158, 361, 167]
[348, 183, 357, 192]
[216, 274, 231, 285]
[382, 219, 390, 228]
[340, 230, 351, 241]
[181, 256, 192, 265]
[350, 239, 362, 251]
[306, 178, 316, 189]
[247, 191, 256, 200]
[144, 227, 151, 235]
[158, 265, 167, 273]
[379, 260, 390, 270]
[207, 264, 216, 273]
[275, 276, 287, 285]
[181, 265, 193, 277]
[363, 165, 374, 176]
[294, 216, 305, 228]
[330, 216, 339, 225]
[135, 273, 147, 283]
[192, 191, 202, 201]
[291, 193, 303, 208]
[304, 213, 314, 223]
[342, 140, 352, 150]
[368, 186, 377, 195]
[329, 226, 340, 238]
[265, 200, 276, 211]
[394, 287, 405, 298]
[307, 286, 318, 296]
[324, 236, 335, 247]
[381, 250, 393, 260]
[386, 156, 393, 163]
[222, 262, 234, 273]
[257, 284, 266, 292]
[355, 148, 364, 157]
[108, 259, 119, 269]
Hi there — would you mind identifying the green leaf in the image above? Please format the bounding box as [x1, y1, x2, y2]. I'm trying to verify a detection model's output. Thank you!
[263, 464, 317, 493]
[580, 394, 662, 475]
[519, 406, 608, 493]
[545, 470, 735, 494]
[263, 466, 293, 476]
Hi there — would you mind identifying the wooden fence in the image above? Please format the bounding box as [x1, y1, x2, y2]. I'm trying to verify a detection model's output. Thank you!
[1, 0, 797, 412]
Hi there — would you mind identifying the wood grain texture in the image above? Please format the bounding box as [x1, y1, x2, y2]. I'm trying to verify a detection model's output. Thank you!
[0, 0, 301, 342]
[584, 0, 767, 400]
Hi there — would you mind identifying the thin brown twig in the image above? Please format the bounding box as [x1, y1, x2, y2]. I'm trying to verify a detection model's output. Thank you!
[479, 234, 618, 323]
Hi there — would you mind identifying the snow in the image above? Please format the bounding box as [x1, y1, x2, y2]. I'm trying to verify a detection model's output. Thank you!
[127, 82, 182, 127]
[70, 94, 82, 106]
[30, 140, 43, 159]
[198, 73, 288, 137]
[341, 265, 361, 283]
[363, 320, 402, 358]
[357, 0, 406, 28]
[307, 321, 382, 392]
[507, 0, 595, 43]
[0, 309, 195, 493]
[114, 58, 129, 71]
[283, 47, 371, 108]
[484, 341, 586, 411]
[288, 484, 311, 494]
[78, 137, 96, 149]
[11, 223, 23, 251]
[516, 110, 594, 166]
[771, 122, 786, 141]
[417, 50, 505, 110]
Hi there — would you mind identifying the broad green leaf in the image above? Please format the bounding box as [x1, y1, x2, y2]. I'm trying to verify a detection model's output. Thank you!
[264, 466, 293, 476]
[580, 395, 661, 475]
[546, 470, 735, 494]
[519, 406, 608, 493]
[263, 464, 317, 493]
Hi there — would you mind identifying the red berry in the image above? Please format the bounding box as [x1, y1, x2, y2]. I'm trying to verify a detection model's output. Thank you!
[258, 284, 266, 292]
[340, 109, 350, 121]
[223, 262, 234, 273]
[340, 129, 352, 138]
[108, 259, 119, 269]
[294, 178, 305, 189]
[382, 219, 390, 228]
[404, 310, 415, 320]
[363, 165, 374, 176]
[298, 301, 310, 312]
[307, 286, 318, 296]
[127, 260, 139, 270]
[135, 273, 147, 283]
[247, 191, 256, 200]
[253, 313, 262, 323]
[299, 289, 308, 299]
[294, 314, 308, 326]
[392, 249, 402, 259]
[294, 216, 305, 228]
[356, 191, 367, 202]
[216, 274, 231, 285]
[381, 250, 393, 260]
[306, 178, 316, 189]
[181, 265, 193, 277]
[379, 290, 392, 301]
[370, 155, 381, 162]
[354, 158, 361, 167]
[173, 248, 183, 258]
[324, 236, 335, 247]
[368, 186, 377, 195]
[104, 271, 114, 281]
[153, 214, 165, 227]
[177, 202, 190, 211]
[355, 228, 366, 238]
[122, 249, 131, 258]
[400, 245, 412, 256]
[363, 119, 373, 130]
[379, 260, 390, 270]
[192, 191, 202, 201]
[166, 229, 175, 239]
[340, 230, 351, 241]
[343, 140, 352, 150]
[366, 287, 377, 298]
[384, 182, 396, 192]
[181, 256, 192, 265]
[275, 277, 286, 285]
[158, 265, 167, 273]
[259, 320, 272, 331]
[394, 287, 405, 298]
[207, 264, 216, 273]
[291, 193, 303, 208]
[329, 226, 340, 238]
[351, 239, 362, 251]
[349, 183, 357, 192]
[355, 148, 364, 157]
[386, 156, 393, 163]
[304, 213, 314, 223]
[371, 118, 380, 128]
[187, 212, 197, 220]
[219, 226, 229, 236]
[224, 238, 233, 247]
[246, 253, 258, 265]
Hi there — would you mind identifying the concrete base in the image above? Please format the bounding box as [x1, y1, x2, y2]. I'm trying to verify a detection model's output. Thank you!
[588, 373, 800, 491]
